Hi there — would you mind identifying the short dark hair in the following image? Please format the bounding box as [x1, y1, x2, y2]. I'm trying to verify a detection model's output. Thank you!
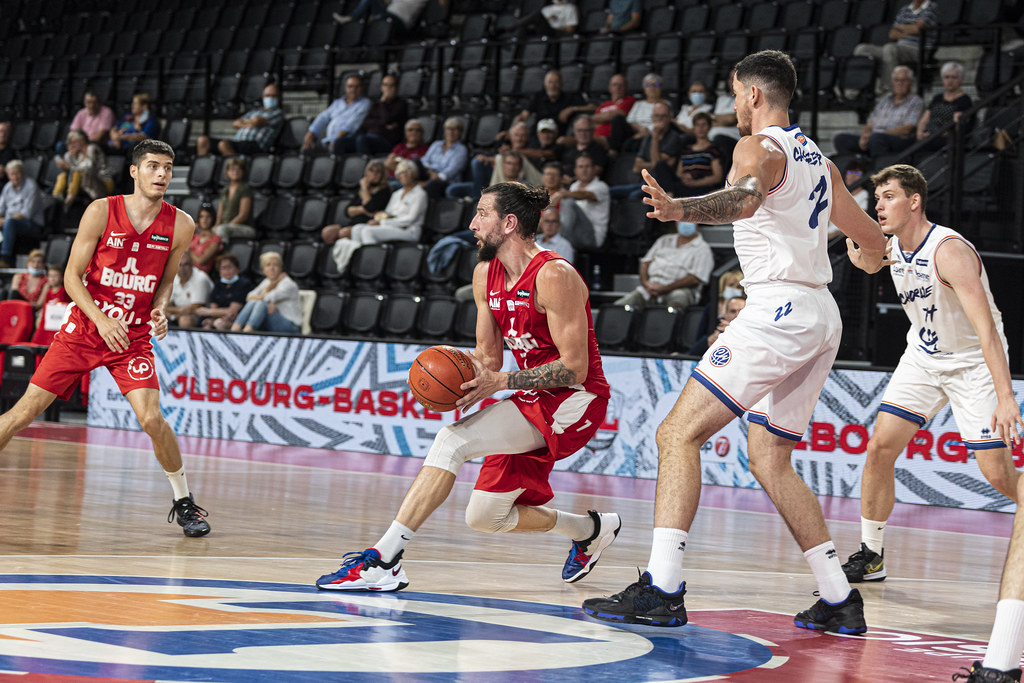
[542, 162, 562, 174]
[692, 111, 713, 127]
[871, 164, 928, 212]
[131, 139, 174, 167]
[734, 50, 797, 110]
[216, 253, 240, 269]
[482, 181, 550, 239]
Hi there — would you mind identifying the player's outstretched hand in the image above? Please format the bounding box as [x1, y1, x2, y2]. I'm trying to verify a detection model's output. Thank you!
[97, 315, 130, 353]
[992, 396, 1024, 448]
[151, 308, 169, 341]
[641, 168, 683, 223]
[456, 350, 503, 411]
[846, 235, 894, 274]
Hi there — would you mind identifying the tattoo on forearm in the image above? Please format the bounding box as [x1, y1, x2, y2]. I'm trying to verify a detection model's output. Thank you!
[507, 360, 577, 390]
[681, 175, 762, 224]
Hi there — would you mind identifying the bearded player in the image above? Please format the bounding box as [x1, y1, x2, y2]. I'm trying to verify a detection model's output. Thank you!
[316, 181, 619, 591]
[0, 139, 211, 537]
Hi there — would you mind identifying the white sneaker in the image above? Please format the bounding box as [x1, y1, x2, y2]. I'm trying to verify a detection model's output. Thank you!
[562, 510, 622, 583]
[332, 12, 354, 25]
[316, 548, 409, 591]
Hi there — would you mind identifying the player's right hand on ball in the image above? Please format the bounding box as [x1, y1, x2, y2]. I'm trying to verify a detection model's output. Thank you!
[97, 315, 131, 353]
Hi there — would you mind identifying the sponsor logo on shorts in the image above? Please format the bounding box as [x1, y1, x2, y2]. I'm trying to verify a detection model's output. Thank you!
[127, 356, 155, 381]
[709, 346, 731, 367]
[150, 233, 171, 243]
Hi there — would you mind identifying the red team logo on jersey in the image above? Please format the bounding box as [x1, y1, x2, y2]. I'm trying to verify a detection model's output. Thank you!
[127, 356, 155, 380]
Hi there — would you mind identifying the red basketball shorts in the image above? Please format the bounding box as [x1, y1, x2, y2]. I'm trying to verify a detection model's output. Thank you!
[31, 326, 159, 400]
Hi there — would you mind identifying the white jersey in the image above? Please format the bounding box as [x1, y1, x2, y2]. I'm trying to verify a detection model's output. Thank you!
[890, 224, 1006, 371]
[731, 125, 833, 288]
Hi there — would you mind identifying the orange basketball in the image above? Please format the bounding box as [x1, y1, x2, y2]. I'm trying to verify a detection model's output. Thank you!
[408, 345, 476, 412]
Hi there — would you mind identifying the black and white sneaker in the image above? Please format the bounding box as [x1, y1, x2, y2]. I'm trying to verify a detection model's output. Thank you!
[581, 570, 687, 627]
[167, 494, 211, 537]
[794, 588, 867, 634]
[952, 662, 1023, 682]
[842, 543, 886, 582]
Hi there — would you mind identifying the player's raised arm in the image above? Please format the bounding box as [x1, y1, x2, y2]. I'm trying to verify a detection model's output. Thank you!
[149, 209, 196, 340]
[936, 238, 1024, 446]
[830, 161, 889, 274]
[64, 198, 130, 353]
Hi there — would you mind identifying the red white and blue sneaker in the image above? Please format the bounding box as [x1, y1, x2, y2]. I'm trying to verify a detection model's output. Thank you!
[315, 549, 409, 592]
[562, 510, 622, 583]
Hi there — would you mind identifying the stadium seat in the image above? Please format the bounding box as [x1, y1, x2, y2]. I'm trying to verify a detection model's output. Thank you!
[341, 292, 385, 337]
[594, 304, 636, 351]
[311, 289, 346, 334]
[378, 294, 421, 338]
[634, 306, 680, 353]
[416, 295, 459, 341]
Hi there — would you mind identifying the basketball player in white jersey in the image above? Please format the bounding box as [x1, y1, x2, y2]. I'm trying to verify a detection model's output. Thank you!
[836, 165, 1022, 681]
[582, 50, 889, 634]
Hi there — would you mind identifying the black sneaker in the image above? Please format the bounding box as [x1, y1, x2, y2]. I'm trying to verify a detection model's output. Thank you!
[168, 493, 211, 537]
[794, 588, 867, 634]
[953, 662, 1023, 682]
[842, 543, 886, 582]
[581, 570, 687, 627]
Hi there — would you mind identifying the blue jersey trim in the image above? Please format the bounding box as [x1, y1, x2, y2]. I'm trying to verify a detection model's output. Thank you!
[879, 402, 927, 426]
[692, 370, 745, 417]
[747, 413, 802, 441]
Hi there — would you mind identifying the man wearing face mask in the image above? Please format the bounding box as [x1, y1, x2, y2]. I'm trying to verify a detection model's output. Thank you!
[613, 221, 713, 309]
[196, 84, 284, 157]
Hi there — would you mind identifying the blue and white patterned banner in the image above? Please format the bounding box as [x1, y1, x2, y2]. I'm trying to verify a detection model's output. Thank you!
[88, 331, 1023, 512]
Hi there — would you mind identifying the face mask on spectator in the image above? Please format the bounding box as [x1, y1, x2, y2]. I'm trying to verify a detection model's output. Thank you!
[221, 275, 239, 285]
[689, 92, 706, 106]
[263, 97, 278, 109]
[722, 286, 743, 300]
[677, 222, 697, 237]
[28, 267, 45, 277]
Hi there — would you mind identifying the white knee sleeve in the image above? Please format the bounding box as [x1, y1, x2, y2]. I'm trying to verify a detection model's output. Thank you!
[422, 400, 547, 475]
[423, 423, 474, 475]
[465, 489, 524, 533]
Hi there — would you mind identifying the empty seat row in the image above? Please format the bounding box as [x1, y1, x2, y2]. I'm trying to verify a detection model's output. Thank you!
[594, 303, 706, 355]
[309, 290, 476, 343]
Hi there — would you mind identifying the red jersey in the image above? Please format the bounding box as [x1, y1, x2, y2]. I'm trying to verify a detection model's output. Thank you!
[66, 195, 176, 338]
[485, 250, 609, 399]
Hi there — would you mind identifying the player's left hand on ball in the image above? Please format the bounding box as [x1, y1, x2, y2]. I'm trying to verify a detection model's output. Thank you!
[455, 350, 497, 410]
[150, 308, 168, 340]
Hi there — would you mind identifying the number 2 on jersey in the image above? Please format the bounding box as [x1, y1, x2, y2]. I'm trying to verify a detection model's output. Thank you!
[807, 175, 828, 229]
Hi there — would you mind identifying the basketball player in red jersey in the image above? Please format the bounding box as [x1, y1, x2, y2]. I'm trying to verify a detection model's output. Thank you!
[0, 139, 211, 537]
[317, 181, 619, 591]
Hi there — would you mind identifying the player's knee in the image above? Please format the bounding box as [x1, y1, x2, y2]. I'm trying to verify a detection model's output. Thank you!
[423, 424, 471, 475]
[465, 493, 519, 533]
[137, 412, 168, 436]
[865, 436, 900, 465]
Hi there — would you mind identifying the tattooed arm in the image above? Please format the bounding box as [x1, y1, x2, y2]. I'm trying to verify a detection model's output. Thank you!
[457, 259, 590, 409]
[641, 134, 784, 225]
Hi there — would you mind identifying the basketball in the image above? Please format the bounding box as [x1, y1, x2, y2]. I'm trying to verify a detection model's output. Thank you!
[408, 345, 476, 412]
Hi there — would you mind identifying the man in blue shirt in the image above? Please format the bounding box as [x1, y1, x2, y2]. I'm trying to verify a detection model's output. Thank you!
[303, 76, 371, 153]
[0, 160, 45, 268]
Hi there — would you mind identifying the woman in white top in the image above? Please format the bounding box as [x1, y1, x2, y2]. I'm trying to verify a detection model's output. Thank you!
[230, 251, 302, 333]
[675, 81, 715, 135]
[331, 160, 428, 272]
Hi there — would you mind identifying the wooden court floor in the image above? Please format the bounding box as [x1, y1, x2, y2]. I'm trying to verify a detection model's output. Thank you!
[0, 420, 1015, 682]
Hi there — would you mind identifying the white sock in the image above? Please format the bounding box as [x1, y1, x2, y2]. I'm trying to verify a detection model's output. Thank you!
[375, 521, 415, 563]
[551, 510, 595, 540]
[983, 599, 1024, 671]
[645, 527, 687, 593]
[861, 517, 886, 555]
[165, 467, 189, 500]
[804, 540, 852, 604]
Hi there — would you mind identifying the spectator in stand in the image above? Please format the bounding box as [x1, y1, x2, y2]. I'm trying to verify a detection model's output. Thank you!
[615, 220, 713, 309]
[521, 118, 563, 172]
[916, 62, 972, 153]
[536, 206, 574, 265]
[542, 161, 565, 205]
[853, 0, 938, 94]
[386, 119, 430, 182]
[447, 123, 541, 200]
[540, 1, 579, 34]
[340, 73, 408, 156]
[833, 66, 924, 159]
[600, 0, 641, 34]
[52, 130, 114, 207]
[213, 158, 255, 242]
[9, 249, 47, 307]
[167, 251, 213, 329]
[512, 70, 590, 138]
[0, 122, 13, 183]
[828, 159, 871, 238]
[303, 75, 371, 154]
[624, 73, 670, 153]
[66, 91, 115, 148]
[0, 160, 44, 268]
[230, 251, 302, 334]
[30, 263, 72, 343]
[609, 101, 684, 200]
[333, 0, 447, 36]
[688, 295, 746, 357]
[196, 253, 253, 331]
[675, 81, 714, 137]
[674, 112, 725, 197]
[709, 68, 740, 156]
[321, 159, 392, 243]
[190, 205, 222, 275]
[108, 93, 160, 154]
[690, 268, 744, 345]
[196, 83, 284, 157]
[561, 114, 608, 180]
[551, 153, 609, 251]
[421, 116, 468, 198]
[331, 160, 428, 272]
[593, 73, 635, 152]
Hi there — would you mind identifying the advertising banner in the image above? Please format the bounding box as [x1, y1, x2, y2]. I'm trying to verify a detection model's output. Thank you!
[89, 332, 1023, 512]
